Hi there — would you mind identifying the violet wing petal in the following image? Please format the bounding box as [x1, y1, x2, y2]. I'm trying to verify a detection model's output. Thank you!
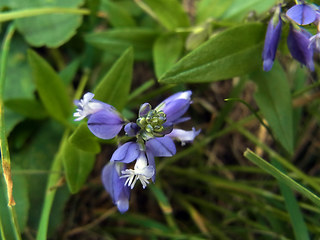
[286, 4, 316, 25]
[87, 110, 124, 139]
[146, 136, 176, 157]
[110, 142, 140, 163]
[287, 27, 314, 71]
[102, 162, 130, 213]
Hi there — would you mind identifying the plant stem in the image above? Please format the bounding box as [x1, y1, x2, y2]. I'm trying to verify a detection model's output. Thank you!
[0, 23, 22, 240]
[0, 7, 90, 23]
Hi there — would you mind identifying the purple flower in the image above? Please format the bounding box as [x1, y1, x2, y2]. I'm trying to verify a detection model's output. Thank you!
[74, 92, 125, 139]
[102, 162, 131, 213]
[287, 26, 314, 71]
[75, 90, 199, 213]
[286, 4, 317, 25]
[262, 8, 282, 71]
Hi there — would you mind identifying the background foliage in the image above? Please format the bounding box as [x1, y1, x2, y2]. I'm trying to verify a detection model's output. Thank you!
[1, 0, 320, 239]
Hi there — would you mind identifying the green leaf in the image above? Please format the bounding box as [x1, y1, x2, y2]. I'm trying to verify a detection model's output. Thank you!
[196, 0, 233, 23]
[85, 28, 158, 60]
[62, 138, 95, 193]
[135, 0, 190, 30]
[12, 0, 84, 47]
[5, 99, 48, 119]
[221, 0, 277, 21]
[196, 0, 276, 22]
[159, 23, 265, 84]
[244, 149, 320, 208]
[4, 35, 34, 101]
[252, 62, 294, 154]
[100, 0, 136, 28]
[59, 58, 80, 85]
[153, 34, 184, 79]
[28, 49, 72, 124]
[94, 47, 133, 110]
[69, 123, 101, 153]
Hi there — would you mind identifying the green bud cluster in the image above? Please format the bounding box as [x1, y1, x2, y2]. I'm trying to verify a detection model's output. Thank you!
[136, 109, 167, 140]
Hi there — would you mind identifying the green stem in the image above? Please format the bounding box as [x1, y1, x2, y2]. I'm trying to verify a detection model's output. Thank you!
[0, 23, 22, 240]
[36, 130, 69, 240]
[0, 7, 90, 23]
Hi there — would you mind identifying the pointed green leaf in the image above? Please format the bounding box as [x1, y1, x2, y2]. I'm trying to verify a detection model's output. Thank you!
[153, 34, 184, 79]
[86, 28, 158, 60]
[69, 122, 101, 153]
[196, 0, 233, 23]
[62, 138, 95, 194]
[28, 49, 72, 124]
[159, 23, 265, 84]
[135, 0, 190, 30]
[94, 47, 133, 110]
[12, 0, 84, 47]
[252, 62, 294, 154]
[100, 0, 136, 28]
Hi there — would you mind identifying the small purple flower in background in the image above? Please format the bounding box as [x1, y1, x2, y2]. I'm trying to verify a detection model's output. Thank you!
[287, 26, 314, 71]
[262, 6, 282, 71]
[74, 91, 200, 212]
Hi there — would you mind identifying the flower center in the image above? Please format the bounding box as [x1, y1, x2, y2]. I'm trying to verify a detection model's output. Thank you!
[136, 109, 167, 140]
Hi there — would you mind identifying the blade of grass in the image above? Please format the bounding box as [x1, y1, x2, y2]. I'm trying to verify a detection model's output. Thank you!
[149, 184, 180, 233]
[273, 161, 310, 240]
[244, 149, 320, 208]
[0, 23, 22, 240]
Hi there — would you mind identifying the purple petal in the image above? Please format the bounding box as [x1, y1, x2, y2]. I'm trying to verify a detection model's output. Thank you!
[161, 91, 192, 104]
[101, 162, 131, 213]
[111, 142, 140, 163]
[146, 136, 176, 157]
[287, 26, 314, 71]
[262, 17, 282, 71]
[162, 99, 190, 123]
[286, 4, 317, 25]
[87, 110, 124, 139]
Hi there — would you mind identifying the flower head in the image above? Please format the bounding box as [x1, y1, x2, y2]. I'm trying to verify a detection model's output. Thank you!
[75, 90, 199, 213]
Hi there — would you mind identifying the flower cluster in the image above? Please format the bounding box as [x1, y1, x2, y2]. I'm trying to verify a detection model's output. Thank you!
[74, 91, 200, 213]
[262, 2, 320, 71]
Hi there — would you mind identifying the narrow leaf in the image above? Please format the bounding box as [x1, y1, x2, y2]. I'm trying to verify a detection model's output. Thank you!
[94, 47, 133, 110]
[100, 0, 136, 28]
[135, 0, 190, 30]
[153, 34, 183, 79]
[5, 99, 48, 119]
[28, 49, 71, 124]
[252, 62, 294, 154]
[244, 149, 320, 208]
[62, 139, 95, 193]
[86, 28, 158, 60]
[159, 23, 265, 83]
